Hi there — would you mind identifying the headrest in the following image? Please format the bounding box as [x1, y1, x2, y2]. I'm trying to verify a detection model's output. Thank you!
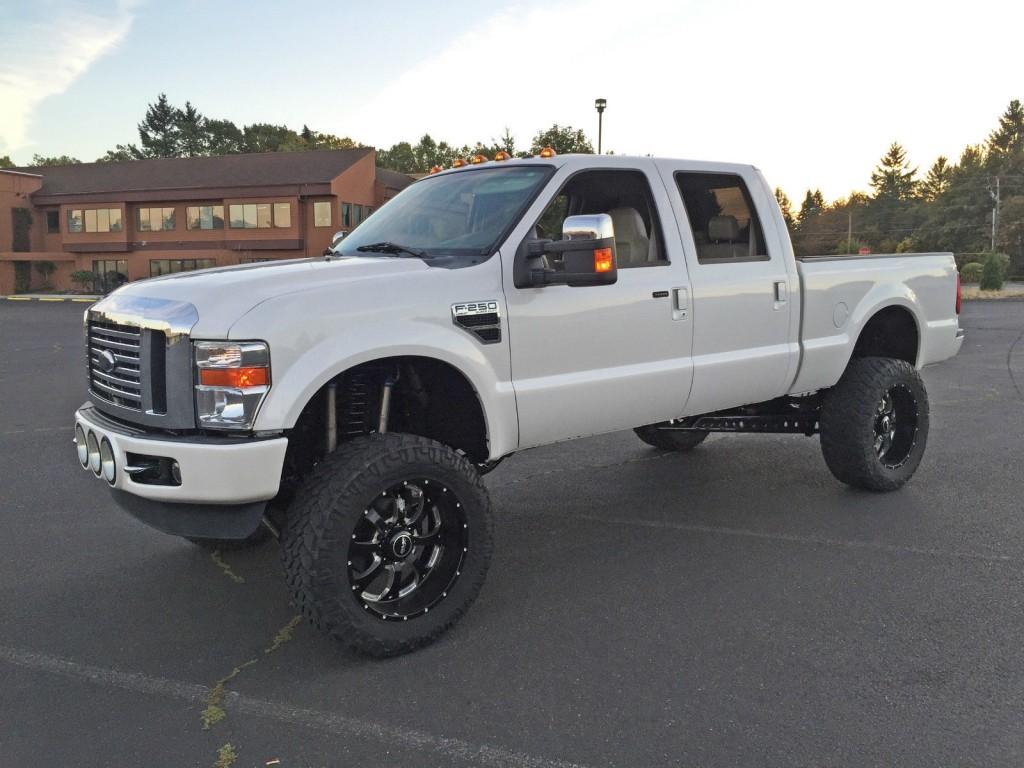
[708, 215, 739, 242]
[608, 207, 647, 239]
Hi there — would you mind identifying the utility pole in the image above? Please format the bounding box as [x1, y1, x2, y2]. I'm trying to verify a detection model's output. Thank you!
[847, 210, 853, 250]
[990, 176, 1001, 251]
[594, 98, 606, 154]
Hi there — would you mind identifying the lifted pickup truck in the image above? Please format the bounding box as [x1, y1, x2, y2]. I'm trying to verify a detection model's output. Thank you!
[74, 152, 963, 656]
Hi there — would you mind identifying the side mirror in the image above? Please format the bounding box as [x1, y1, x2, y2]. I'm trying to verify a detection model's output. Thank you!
[331, 231, 347, 247]
[517, 213, 618, 288]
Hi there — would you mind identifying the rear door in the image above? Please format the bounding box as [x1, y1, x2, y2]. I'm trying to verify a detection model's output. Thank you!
[655, 164, 798, 415]
[502, 160, 694, 449]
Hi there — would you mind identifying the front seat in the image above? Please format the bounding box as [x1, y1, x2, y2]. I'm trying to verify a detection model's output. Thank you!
[702, 215, 746, 260]
[608, 207, 650, 268]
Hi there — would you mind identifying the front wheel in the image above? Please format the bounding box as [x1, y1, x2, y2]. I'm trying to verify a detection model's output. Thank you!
[281, 433, 493, 657]
[820, 356, 929, 492]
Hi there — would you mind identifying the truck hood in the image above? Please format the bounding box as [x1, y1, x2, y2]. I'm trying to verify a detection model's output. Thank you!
[95, 256, 430, 337]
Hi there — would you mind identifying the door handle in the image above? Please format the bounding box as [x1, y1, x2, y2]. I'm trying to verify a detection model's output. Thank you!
[672, 287, 688, 321]
[773, 281, 787, 308]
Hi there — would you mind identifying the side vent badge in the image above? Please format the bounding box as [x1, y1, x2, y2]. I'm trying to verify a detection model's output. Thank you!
[452, 301, 501, 345]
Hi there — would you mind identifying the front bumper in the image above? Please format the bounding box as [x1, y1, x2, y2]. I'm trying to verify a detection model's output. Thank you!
[74, 403, 288, 538]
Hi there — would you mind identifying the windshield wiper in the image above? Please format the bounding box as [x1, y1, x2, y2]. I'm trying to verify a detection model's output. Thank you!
[356, 241, 430, 259]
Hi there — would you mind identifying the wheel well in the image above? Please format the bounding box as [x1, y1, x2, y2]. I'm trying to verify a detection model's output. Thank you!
[279, 357, 489, 498]
[852, 306, 919, 365]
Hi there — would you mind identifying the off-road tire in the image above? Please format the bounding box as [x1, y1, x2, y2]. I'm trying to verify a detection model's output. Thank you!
[281, 433, 493, 657]
[820, 356, 929, 492]
[186, 526, 273, 551]
[634, 424, 709, 452]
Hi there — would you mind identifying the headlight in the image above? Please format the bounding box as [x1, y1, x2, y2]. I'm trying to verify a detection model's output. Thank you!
[194, 341, 270, 430]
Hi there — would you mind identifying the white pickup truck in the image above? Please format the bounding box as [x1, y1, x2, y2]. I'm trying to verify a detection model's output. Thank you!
[74, 153, 963, 656]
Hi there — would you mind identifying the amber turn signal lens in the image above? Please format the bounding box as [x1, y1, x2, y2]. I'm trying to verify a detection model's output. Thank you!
[539, 146, 556, 158]
[199, 367, 269, 388]
[429, 165, 443, 174]
[594, 247, 613, 273]
[494, 151, 511, 161]
[452, 158, 468, 168]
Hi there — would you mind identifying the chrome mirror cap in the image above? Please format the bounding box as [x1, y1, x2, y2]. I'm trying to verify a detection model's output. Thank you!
[562, 213, 614, 241]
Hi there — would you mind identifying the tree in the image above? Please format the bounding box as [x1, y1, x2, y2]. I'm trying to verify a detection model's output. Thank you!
[495, 127, 517, 156]
[70, 270, 97, 293]
[34, 260, 55, 289]
[987, 99, 1024, 156]
[870, 142, 917, 201]
[797, 189, 825, 228]
[377, 141, 418, 173]
[138, 93, 181, 158]
[918, 156, 952, 201]
[97, 144, 143, 162]
[242, 123, 299, 153]
[774, 188, 795, 231]
[204, 119, 244, 155]
[912, 145, 990, 254]
[176, 101, 207, 157]
[996, 195, 1024, 276]
[28, 154, 82, 166]
[0, 155, 14, 168]
[530, 124, 593, 155]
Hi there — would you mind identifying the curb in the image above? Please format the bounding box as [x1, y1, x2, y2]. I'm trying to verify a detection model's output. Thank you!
[3, 296, 98, 303]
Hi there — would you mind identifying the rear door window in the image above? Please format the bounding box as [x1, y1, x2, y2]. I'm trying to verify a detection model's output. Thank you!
[675, 173, 768, 263]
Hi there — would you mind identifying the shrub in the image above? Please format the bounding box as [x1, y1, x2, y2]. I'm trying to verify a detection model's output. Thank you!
[980, 253, 1005, 291]
[959, 262, 984, 283]
[33, 260, 55, 289]
[70, 270, 96, 293]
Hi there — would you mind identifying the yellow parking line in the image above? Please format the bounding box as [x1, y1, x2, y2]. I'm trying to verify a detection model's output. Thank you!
[39, 297, 65, 302]
[71, 298, 95, 303]
[6, 297, 30, 301]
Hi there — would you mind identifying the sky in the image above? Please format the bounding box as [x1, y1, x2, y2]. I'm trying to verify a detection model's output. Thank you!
[1, 0, 1022, 202]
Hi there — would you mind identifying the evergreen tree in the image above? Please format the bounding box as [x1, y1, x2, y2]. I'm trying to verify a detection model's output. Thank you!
[797, 189, 825, 227]
[138, 93, 181, 157]
[28, 154, 82, 166]
[870, 142, 917, 200]
[204, 119, 244, 154]
[97, 144, 143, 162]
[0, 155, 14, 168]
[377, 142, 418, 173]
[176, 101, 207, 157]
[241, 123, 299, 153]
[775, 188, 795, 231]
[987, 99, 1024, 156]
[919, 156, 952, 201]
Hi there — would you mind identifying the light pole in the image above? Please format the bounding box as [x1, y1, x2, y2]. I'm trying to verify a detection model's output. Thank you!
[594, 98, 606, 154]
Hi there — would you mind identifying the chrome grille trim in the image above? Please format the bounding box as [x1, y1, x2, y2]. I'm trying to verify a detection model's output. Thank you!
[88, 319, 143, 410]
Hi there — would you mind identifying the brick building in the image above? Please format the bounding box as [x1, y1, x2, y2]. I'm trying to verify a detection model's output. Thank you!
[0, 149, 412, 294]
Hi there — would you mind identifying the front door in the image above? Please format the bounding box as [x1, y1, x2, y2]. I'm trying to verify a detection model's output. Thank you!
[655, 165, 797, 415]
[503, 161, 694, 449]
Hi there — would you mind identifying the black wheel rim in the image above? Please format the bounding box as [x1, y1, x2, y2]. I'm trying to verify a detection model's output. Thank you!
[347, 479, 467, 621]
[873, 384, 919, 469]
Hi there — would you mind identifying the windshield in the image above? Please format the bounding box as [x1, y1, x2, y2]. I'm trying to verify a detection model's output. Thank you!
[338, 166, 553, 258]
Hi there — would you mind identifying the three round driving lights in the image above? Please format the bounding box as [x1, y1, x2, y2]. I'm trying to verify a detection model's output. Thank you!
[86, 431, 101, 475]
[99, 437, 116, 484]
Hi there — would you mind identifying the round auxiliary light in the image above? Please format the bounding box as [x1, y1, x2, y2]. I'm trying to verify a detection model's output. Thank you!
[538, 146, 557, 158]
[99, 437, 116, 484]
[86, 431, 101, 475]
[470, 154, 488, 164]
[75, 424, 88, 468]
[429, 165, 444, 174]
[452, 158, 468, 168]
[494, 151, 511, 161]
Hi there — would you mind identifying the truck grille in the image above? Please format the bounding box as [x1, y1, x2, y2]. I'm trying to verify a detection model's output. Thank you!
[88, 320, 144, 410]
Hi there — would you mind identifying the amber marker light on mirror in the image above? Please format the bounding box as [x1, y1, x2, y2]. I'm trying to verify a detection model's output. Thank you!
[539, 146, 556, 158]
[594, 248, 614, 273]
[199, 367, 269, 388]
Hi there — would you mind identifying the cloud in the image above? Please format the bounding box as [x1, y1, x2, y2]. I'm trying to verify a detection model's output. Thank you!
[0, 1, 139, 155]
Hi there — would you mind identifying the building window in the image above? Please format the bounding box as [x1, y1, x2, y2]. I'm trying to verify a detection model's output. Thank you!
[149, 259, 216, 277]
[229, 202, 291, 229]
[92, 259, 128, 294]
[69, 208, 122, 233]
[46, 211, 60, 233]
[341, 203, 351, 228]
[137, 207, 175, 232]
[239, 257, 273, 263]
[365, 206, 373, 219]
[314, 201, 332, 227]
[186, 205, 224, 230]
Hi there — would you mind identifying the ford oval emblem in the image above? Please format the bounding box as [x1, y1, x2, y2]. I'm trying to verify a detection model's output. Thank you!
[96, 349, 117, 373]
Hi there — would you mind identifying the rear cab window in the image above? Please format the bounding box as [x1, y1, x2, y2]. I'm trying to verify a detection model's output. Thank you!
[675, 172, 769, 264]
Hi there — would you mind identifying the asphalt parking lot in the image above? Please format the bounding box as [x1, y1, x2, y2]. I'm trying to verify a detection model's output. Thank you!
[1, 299, 1023, 768]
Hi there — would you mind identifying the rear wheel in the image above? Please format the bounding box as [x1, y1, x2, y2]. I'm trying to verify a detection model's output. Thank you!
[281, 433, 493, 657]
[634, 423, 709, 452]
[820, 356, 929, 492]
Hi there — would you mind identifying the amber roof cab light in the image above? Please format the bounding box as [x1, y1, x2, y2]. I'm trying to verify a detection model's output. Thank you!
[470, 154, 488, 165]
[539, 146, 556, 158]
[429, 165, 444, 174]
[452, 158, 468, 168]
[494, 151, 511, 161]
